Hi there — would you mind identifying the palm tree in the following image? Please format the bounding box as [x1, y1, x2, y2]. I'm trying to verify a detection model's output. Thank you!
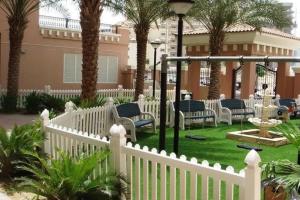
[79, 0, 104, 101]
[0, 0, 66, 111]
[190, 0, 293, 99]
[109, 0, 170, 100]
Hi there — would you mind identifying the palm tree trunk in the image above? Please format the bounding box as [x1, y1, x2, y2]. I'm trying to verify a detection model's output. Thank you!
[208, 30, 225, 99]
[6, 21, 26, 110]
[134, 25, 149, 101]
[80, 1, 102, 101]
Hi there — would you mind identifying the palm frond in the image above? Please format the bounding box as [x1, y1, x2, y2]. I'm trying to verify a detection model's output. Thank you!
[17, 150, 127, 200]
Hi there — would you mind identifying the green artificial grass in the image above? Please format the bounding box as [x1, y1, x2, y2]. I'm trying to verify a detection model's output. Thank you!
[136, 120, 299, 171]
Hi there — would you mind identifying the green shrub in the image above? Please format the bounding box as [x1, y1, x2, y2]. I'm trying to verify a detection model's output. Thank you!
[24, 92, 43, 114]
[113, 97, 132, 105]
[79, 96, 107, 109]
[79, 99, 99, 109]
[1, 95, 18, 113]
[96, 96, 107, 106]
[18, 151, 127, 200]
[40, 94, 65, 113]
[69, 96, 81, 107]
[25, 92, 65, 114]
[0, 121, 44, 180]
[144, 96, 156, 102]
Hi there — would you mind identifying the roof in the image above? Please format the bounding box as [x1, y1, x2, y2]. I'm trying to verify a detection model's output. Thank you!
[184, 24, 300, 40]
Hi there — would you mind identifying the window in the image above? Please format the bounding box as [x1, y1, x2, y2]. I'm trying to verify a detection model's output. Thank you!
[200, 61, 210, 86]
[98, 56, 118, 83]
[64, 54, 82, 83]
[64, 54, 118, 83]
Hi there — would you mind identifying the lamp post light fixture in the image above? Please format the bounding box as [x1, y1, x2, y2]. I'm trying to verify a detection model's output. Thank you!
[150, 39, 162, 97]
[168, 0, 194, 155]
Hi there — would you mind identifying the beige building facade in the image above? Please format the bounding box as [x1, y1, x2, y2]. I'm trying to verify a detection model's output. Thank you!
[0, 11, 130, 90]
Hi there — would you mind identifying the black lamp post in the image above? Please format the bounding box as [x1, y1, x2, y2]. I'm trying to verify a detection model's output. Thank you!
[150, 39, 161, 97]
[168, 0, 194, 155]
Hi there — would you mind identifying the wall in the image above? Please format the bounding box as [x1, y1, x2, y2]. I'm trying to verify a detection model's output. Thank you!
[0, 10, 129, 90]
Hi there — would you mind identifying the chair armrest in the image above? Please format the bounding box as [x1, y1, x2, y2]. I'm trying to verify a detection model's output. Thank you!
[170, 102, 175, 112]
[221, 107, 231, 114]
[140, 112, 156, 121]
[278, 105, 289, 111]
[116, 117, 134, 125]
[245, 106, 255, 113]
[205, 108, 217, 116]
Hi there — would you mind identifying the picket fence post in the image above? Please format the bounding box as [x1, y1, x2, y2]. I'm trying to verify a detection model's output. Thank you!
[118, 85, 124, 97]
[249, 94, 255, 108]
[148, 86, 153, 98]
[172, 86, 176, 101]
[244, 150, 261, 200]
[65, 101, 75, 113]
[44, 85, 51, 95]
[138, 94, 145, 112]
[41, 109, 51, 155]
[109, 124, 127, 175]
[65, 101, 75, 128]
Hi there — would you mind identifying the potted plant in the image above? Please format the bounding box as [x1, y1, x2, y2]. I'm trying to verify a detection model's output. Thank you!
[262, 122, 300, 199]
[263, 160, 300, 200]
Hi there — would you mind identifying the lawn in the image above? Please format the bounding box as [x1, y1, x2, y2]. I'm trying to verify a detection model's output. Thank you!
[136, 119, 299, 171]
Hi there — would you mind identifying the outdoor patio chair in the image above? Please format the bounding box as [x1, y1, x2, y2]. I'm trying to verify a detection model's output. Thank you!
[170, 100, 217, 130]
[218, 99, 255, 125]
[112, 103, 156, 142]
[275, 98, 300, 121]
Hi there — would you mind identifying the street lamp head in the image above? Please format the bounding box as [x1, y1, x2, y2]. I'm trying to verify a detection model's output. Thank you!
[168, 0, 194, 15]
[150, 39, 162, 49]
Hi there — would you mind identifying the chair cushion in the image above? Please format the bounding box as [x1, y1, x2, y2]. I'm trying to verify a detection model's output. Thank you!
[279, 99, 296, 107]
[185, 115, 215, 120]
[221, 99, 246, 110]
[232, 111, 255, 116]
[173, 100, 205, 112]
[134, 119, 153, 128]
[116, 103, 141, 118]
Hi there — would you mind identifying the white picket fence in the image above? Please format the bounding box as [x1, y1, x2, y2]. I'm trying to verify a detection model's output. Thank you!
[52, 94, 287, 138]
[41, 110, 261, 200]
[0, 85, 176, 108]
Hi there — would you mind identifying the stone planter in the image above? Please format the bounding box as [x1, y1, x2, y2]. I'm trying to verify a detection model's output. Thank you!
[264, 184, 286, 200]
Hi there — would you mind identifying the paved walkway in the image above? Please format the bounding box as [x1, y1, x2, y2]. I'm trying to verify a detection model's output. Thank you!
[0, 114, 38, 129]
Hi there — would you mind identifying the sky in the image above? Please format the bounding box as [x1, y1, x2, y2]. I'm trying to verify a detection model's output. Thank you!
[40, 0, 300, 36]
[40, 0, 124, 24]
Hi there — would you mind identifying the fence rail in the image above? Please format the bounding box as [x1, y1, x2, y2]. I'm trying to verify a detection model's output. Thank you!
[39, 15, 117, 34]
[44, 94, 294, 138]
[0, 85, 176, 109]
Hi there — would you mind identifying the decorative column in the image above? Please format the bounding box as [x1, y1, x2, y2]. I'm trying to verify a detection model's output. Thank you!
[219, 61, 234, 98]
[188, 60, 201, 99]
[276, 62, 290, 98]
[293, 66, 300, 98]
[241, 62, 256, 99]
[181, 65, 189, 91]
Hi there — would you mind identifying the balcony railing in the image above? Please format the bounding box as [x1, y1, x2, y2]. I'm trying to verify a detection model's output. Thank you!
[39, 15, 118, 34]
